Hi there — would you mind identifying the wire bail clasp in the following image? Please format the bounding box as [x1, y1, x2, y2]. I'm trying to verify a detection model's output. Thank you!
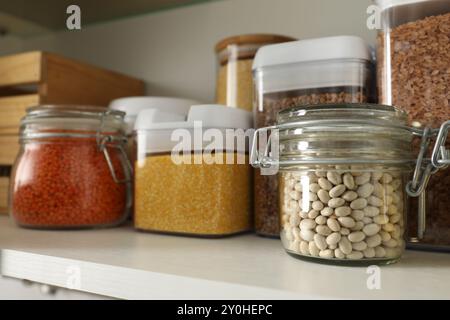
[96, 110, 133, 184]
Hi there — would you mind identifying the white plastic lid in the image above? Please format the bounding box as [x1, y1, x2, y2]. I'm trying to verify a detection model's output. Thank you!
[135, 104, 252, 130]
[109, 96, 200, 133]
[135, 105, 253, 153]
[252, 35, 371, 70]
[374, 0, 432, 11]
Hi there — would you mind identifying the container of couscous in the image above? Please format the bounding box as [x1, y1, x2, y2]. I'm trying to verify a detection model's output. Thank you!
[134, 104, 253, 236]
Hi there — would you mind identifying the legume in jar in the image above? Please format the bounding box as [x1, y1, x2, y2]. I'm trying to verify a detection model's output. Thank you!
[280, 167, 406, 264]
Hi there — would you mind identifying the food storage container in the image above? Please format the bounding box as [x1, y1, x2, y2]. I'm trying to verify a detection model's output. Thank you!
[10, 105, 132, 229]
[134, 104, 253, 236]
[252, 35, 374, 237]
[375, 0, 450, 250]
[251, 103, 450, 265]
[215, 34, 295, 111]
[109, 96, 200, 159]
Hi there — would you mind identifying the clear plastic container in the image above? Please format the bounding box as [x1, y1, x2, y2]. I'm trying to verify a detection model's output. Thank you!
[252, 36, 374, 237]
[251, 103, 450, 265]
[375, 0, 450, 250]
[134, 104, 253, 237]
[10, 105, 132, 229]
[215, 34, 295, 111]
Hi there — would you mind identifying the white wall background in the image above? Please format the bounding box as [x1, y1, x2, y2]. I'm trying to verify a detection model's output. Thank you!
[0, 0, 375, 103]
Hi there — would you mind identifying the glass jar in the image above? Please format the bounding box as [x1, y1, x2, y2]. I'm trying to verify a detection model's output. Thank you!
[10, 105, 132, 229]
[252, 36, 374, 237]
[375, 0, 450, 250]
[251, 103, 449, 265]
[215, 34, 295, 111]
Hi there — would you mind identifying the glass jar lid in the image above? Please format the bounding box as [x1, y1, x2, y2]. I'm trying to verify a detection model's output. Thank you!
[20, 105, 126, 138]
[274, 103, 415, 166]
[252, 104, 416, 169]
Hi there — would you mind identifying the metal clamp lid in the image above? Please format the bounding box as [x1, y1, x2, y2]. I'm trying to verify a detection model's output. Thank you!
[96, 110, 133, 185]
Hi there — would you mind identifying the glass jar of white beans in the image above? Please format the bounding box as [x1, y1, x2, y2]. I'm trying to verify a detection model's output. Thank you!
[279, 166, 407, 265]
[250, 103, 450, 265]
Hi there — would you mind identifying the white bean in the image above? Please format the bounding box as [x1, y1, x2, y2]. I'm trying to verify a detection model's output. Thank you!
[383, 239, 398, 248]
[363, 206, 380, 217]
[315, 215, 327, 225]
[373, 215, 389, 225]
[326, 232, 342, 246]
[351, 210, 364, 221]
[382, 223, 395, 232]
[343, 173, 355, 190]
[379, 230, 391, 242]
[366, 234, 382, 248]
[348, 231, 366, 242]
[308, 209, 319, 219]
[327, 171, 342, 185]
[334, 248, 345, 259]
[289, 215, 300, 226]
[317, 189, 331, 203]
[309, 183, 321, 193]
[329, 184, 346, 198]
[338, 217, 356, 228]
[319, 249, 334, 258]
[357, 183, 374, 198]
[300, 219, 316, 230]
[350, 198, 367, 210]
[340, 228, 350, 235]
[342, 191, 358, 202]
[318, 178, 332, 191]
[314, 234, 327, 250]
[335, 206, 352, 217]
[355, 172, 371, 185]
[300, 229, 315, 242]
[363, 247, 376, 258]
[352, 241, 368, 251]
[327, 218, 341, 232]
[312, 201, 324, 211]
[367, 195, 383, 207]
[320, 207, 334, 217]
[363, 223, 381, 236]
[339, 236, 352, 255]
[309, 241, 320, 257]
[300, 241, 310, 255]
[328, 198, 345, 208]
[347, 252, 364, 259]
[316, 225, 332, 236]
[351, 221, 365, 231]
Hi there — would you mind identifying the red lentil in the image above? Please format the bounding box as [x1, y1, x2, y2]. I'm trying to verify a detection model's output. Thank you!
[11, 135, 128, 228]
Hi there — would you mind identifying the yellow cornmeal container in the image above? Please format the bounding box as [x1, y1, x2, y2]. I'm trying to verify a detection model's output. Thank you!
[134, 105, 253, 236]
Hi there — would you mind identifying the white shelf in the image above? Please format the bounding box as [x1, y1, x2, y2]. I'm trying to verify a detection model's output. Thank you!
[0, 216, 449, 299]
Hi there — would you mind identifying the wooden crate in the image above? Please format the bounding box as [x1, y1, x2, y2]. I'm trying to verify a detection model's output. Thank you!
[0, 175, 9, 215]
[0, 51, 145, 165]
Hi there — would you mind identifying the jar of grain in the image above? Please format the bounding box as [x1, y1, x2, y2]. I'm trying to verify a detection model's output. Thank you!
[375, 0, 450, 250]
[10, 105, 132, 229]
[251, 103, 450, 265]
[215, 34, 295, 111]
[134, 104, 253, 236]
[252, 36, 374, 237]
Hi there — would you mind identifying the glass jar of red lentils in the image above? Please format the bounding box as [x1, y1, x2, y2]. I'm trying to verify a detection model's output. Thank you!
[10, 105, 132, 229]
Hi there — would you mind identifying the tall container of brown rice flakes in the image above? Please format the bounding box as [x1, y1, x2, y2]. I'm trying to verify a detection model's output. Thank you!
[252, 36, 374, 237]
[375, 0, 450, 251]
[215, 34, 296, 111]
